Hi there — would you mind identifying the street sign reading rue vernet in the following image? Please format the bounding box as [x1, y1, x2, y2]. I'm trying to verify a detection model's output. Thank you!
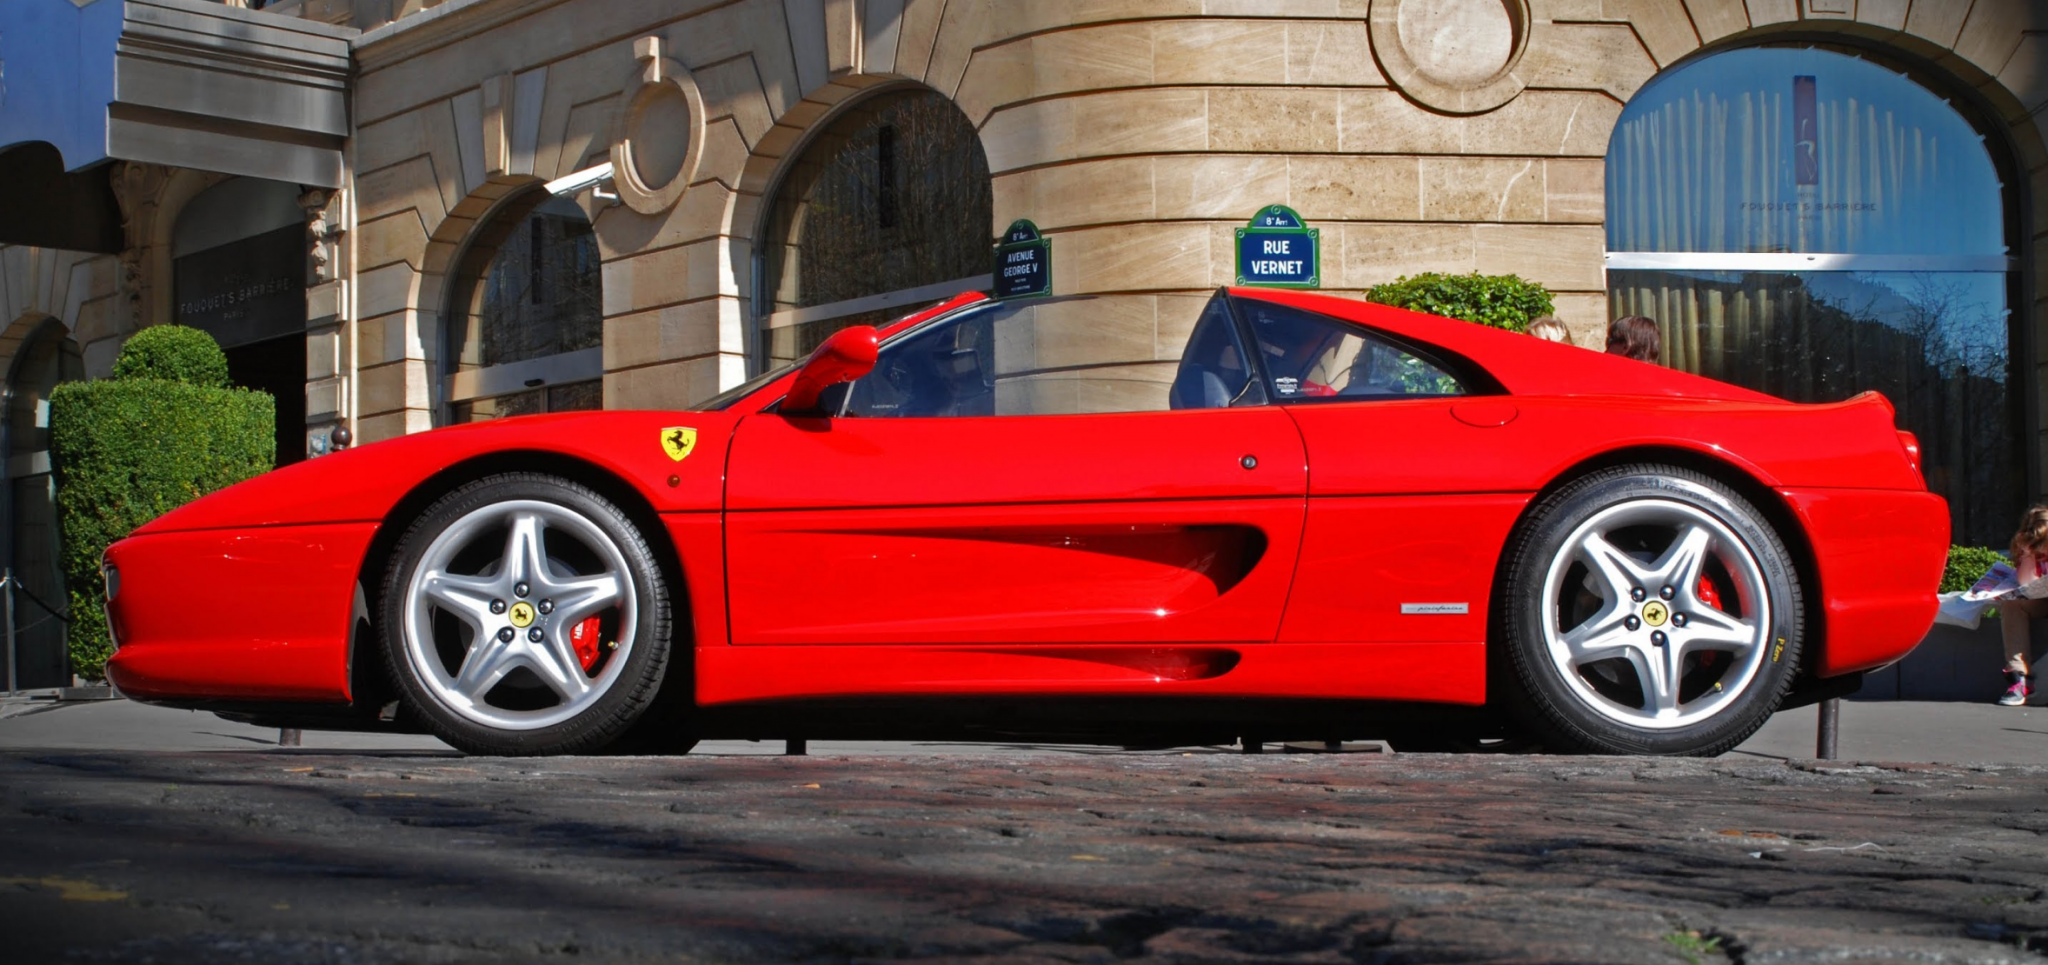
[1235, 205, 1320, 288]
[994, 219, 1051, 300]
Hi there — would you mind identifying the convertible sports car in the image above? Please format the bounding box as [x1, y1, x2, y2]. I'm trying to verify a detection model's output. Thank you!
[101, 288, 1947, 756]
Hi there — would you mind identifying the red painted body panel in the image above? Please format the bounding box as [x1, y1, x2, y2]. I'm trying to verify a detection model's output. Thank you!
[103, 523, 371, 701]
[135, 410, 741, 534]
[695, 642, 1485, 705]
[1780, 487, 1949, 676]
[1283, 394, 1922, 495]
[725, 501, 1302, 646]
[1278, 494, 1530, 649]
[665, 513, 729, 649]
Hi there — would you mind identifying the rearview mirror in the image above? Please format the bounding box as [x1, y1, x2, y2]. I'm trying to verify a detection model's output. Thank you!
[781, 325, 879, 415]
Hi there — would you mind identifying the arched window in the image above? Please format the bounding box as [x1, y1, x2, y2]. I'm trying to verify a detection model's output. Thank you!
[1606, 47, 2017, 543]
[4, 321, 81, 689]
[443, 189, 604, 422]
[755, 87, 994, 370]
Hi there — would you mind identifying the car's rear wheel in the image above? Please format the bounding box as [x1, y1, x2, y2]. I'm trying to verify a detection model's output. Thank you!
[380, 473, 671, 755]
[1498, 464, 1802, 755]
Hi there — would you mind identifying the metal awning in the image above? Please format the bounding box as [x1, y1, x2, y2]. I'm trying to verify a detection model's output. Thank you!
[0, 0, 354, 204]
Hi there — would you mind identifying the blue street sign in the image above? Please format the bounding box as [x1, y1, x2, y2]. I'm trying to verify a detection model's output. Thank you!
[1235, 205, 1320, 288]
[994, 219, 1052, 300]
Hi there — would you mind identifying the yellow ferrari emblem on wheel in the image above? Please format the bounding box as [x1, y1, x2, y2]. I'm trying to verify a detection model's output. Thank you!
[661, 427, 697, 462]
[508, 601, 536, 629]
[1641, 600, 1670, 627]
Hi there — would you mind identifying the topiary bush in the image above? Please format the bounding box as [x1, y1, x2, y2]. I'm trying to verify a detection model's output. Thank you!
[1942, 545, 2009, 594]
[1364, 272, 1557, 333]
[109, 324, 231, 389]
[51, 328, 273, 681]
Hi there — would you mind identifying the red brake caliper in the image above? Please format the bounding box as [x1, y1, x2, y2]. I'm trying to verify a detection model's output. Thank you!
[570, 616, 604, 672]
[1695, 576, 1725, 668]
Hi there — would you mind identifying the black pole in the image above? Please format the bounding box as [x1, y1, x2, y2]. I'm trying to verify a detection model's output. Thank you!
[1816, 699, 1840, 760]
[278, 728, 302, 747]
[785, 739, 806, 756]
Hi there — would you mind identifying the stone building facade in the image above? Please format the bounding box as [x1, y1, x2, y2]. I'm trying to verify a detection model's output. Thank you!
[0, 0, 2044, 683]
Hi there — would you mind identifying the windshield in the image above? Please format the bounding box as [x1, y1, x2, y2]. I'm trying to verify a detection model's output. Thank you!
[694, 363, 799, 411]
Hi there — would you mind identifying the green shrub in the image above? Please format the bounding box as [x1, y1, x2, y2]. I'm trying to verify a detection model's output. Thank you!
[109, 324, 231, 389]
[1364, 272, 1557, 333]
[1942, 545, 2008, 594]
[51, 330, 273, 681]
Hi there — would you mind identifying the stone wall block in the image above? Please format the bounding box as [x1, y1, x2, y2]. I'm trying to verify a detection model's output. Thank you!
[954, 38, 1037, 126]
[783, 0, 830, 93]
[1854, 0, 1907, 31]
[356, 359, 430, 417]
[1954, 0, 2048, 81]
[894, 0, 949, 84]
[357, 263, 421, 322]
[1421, 158, 1546, 222]
[1285, 20, 1384, 86]
[1998, 35, 2048, 121]
[1034, 23, 1154, 96]
[1548, 291, 1610, 347]
[558, 96, 622, 182]
[1153, 155, 1289, 220]
[1543, 158, 1606, 223]
[1474, 224, 1606, 291]
[1341, 223, 1476, 287]
[926, 0, 995, 97]
[356, 109, 429, 179]
[694, 119, 752, 192]
[1464, 90, 1627, 157]
[358, 210, 431, 272]
[1154, 20, 1286, 86]
[1076, 87, 1212, 156]
[600, 239, 729, 314]
[694, 58, 779, 149]
[607, 355, 729, 409]
[1338, 89, 1461, 154]
[1520, 22, 1659, 101]
[1006, 157, 1158, 230]
[1208, 88, 1338, 152]
[1025, 295, 1156, 369]
[824, 0, 860, 75]
[1292, 156, 1421, 221]
[1741, 0, 1796, 26]
[596, 185, 735, 265]
[864, 0, 906, 75]
[605, 297, 728, 369]
[1204, 0, 1340, 16]
[1606, 0, 1702, 66]
[1057, 222, 1212, 292]
[356, 155, 446, 229]
[1903, 0, 1971, 49]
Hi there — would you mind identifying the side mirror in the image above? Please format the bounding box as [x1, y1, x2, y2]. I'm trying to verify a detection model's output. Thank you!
[781, 325, 879, 415]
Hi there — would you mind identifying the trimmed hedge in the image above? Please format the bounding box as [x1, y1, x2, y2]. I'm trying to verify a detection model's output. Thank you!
[1365, 272, 1556, 334]
[110, 325, 231, 389]
[51, 330, 273, 681]
[1943, 544, 2008, 595]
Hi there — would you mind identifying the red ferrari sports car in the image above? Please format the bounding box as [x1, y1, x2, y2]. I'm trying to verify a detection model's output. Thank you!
[102, 288, 1947, 756]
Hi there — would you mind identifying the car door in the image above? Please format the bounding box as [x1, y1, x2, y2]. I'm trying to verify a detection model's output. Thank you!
[722, 294, 1307, 647]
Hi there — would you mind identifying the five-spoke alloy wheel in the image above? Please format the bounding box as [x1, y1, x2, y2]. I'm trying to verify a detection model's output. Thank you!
[1499, 465, 1803, 755]
[381, 474, 672, 755]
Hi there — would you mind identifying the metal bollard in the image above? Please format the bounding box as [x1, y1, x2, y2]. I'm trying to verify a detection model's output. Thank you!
[279, 728, 302, 747]
[785, 739, 806, 756]
[1816, 699, 1839, 760]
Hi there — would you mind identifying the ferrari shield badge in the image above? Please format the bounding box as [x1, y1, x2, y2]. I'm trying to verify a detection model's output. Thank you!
[660, 427, 698, 462]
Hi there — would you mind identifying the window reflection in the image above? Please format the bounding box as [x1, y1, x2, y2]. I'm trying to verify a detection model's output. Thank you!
[759, 89, 993, 369]
[444, 191, 604, 422]
[1607, 47, 2015, 543]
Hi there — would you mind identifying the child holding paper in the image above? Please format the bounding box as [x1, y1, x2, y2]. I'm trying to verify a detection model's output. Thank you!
[1998, 506, 2048, 706]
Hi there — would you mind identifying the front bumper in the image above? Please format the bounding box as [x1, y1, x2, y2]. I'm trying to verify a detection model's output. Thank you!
[103, 522, 375, 703]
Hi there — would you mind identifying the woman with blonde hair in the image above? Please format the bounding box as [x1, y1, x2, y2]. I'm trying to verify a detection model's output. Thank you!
[1527, 316, 1570, 343]
[1998, 505, 2048, 705]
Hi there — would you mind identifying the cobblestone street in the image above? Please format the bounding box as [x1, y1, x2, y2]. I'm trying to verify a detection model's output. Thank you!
[2, 749, 2044, 964]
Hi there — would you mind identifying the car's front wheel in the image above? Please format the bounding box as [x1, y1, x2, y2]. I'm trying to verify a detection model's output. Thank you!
[1498, 464, 1803, 755]
[379, 473, 671, 755]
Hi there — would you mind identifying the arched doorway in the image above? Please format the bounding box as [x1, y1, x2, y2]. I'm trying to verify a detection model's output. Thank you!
[441, 186, 605, 423]
[754, 86, 994, 371]
[3, 321, 82, 690]
[172, 177, 308, 466]
[1605, 46, 2018, 544]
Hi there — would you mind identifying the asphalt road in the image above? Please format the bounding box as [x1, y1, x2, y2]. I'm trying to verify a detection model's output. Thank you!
[3, 740, 2047, 963]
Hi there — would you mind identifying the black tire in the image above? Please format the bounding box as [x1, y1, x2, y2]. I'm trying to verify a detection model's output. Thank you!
[1496, 464, 1803, 756]
[379, 473, 673, 755]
